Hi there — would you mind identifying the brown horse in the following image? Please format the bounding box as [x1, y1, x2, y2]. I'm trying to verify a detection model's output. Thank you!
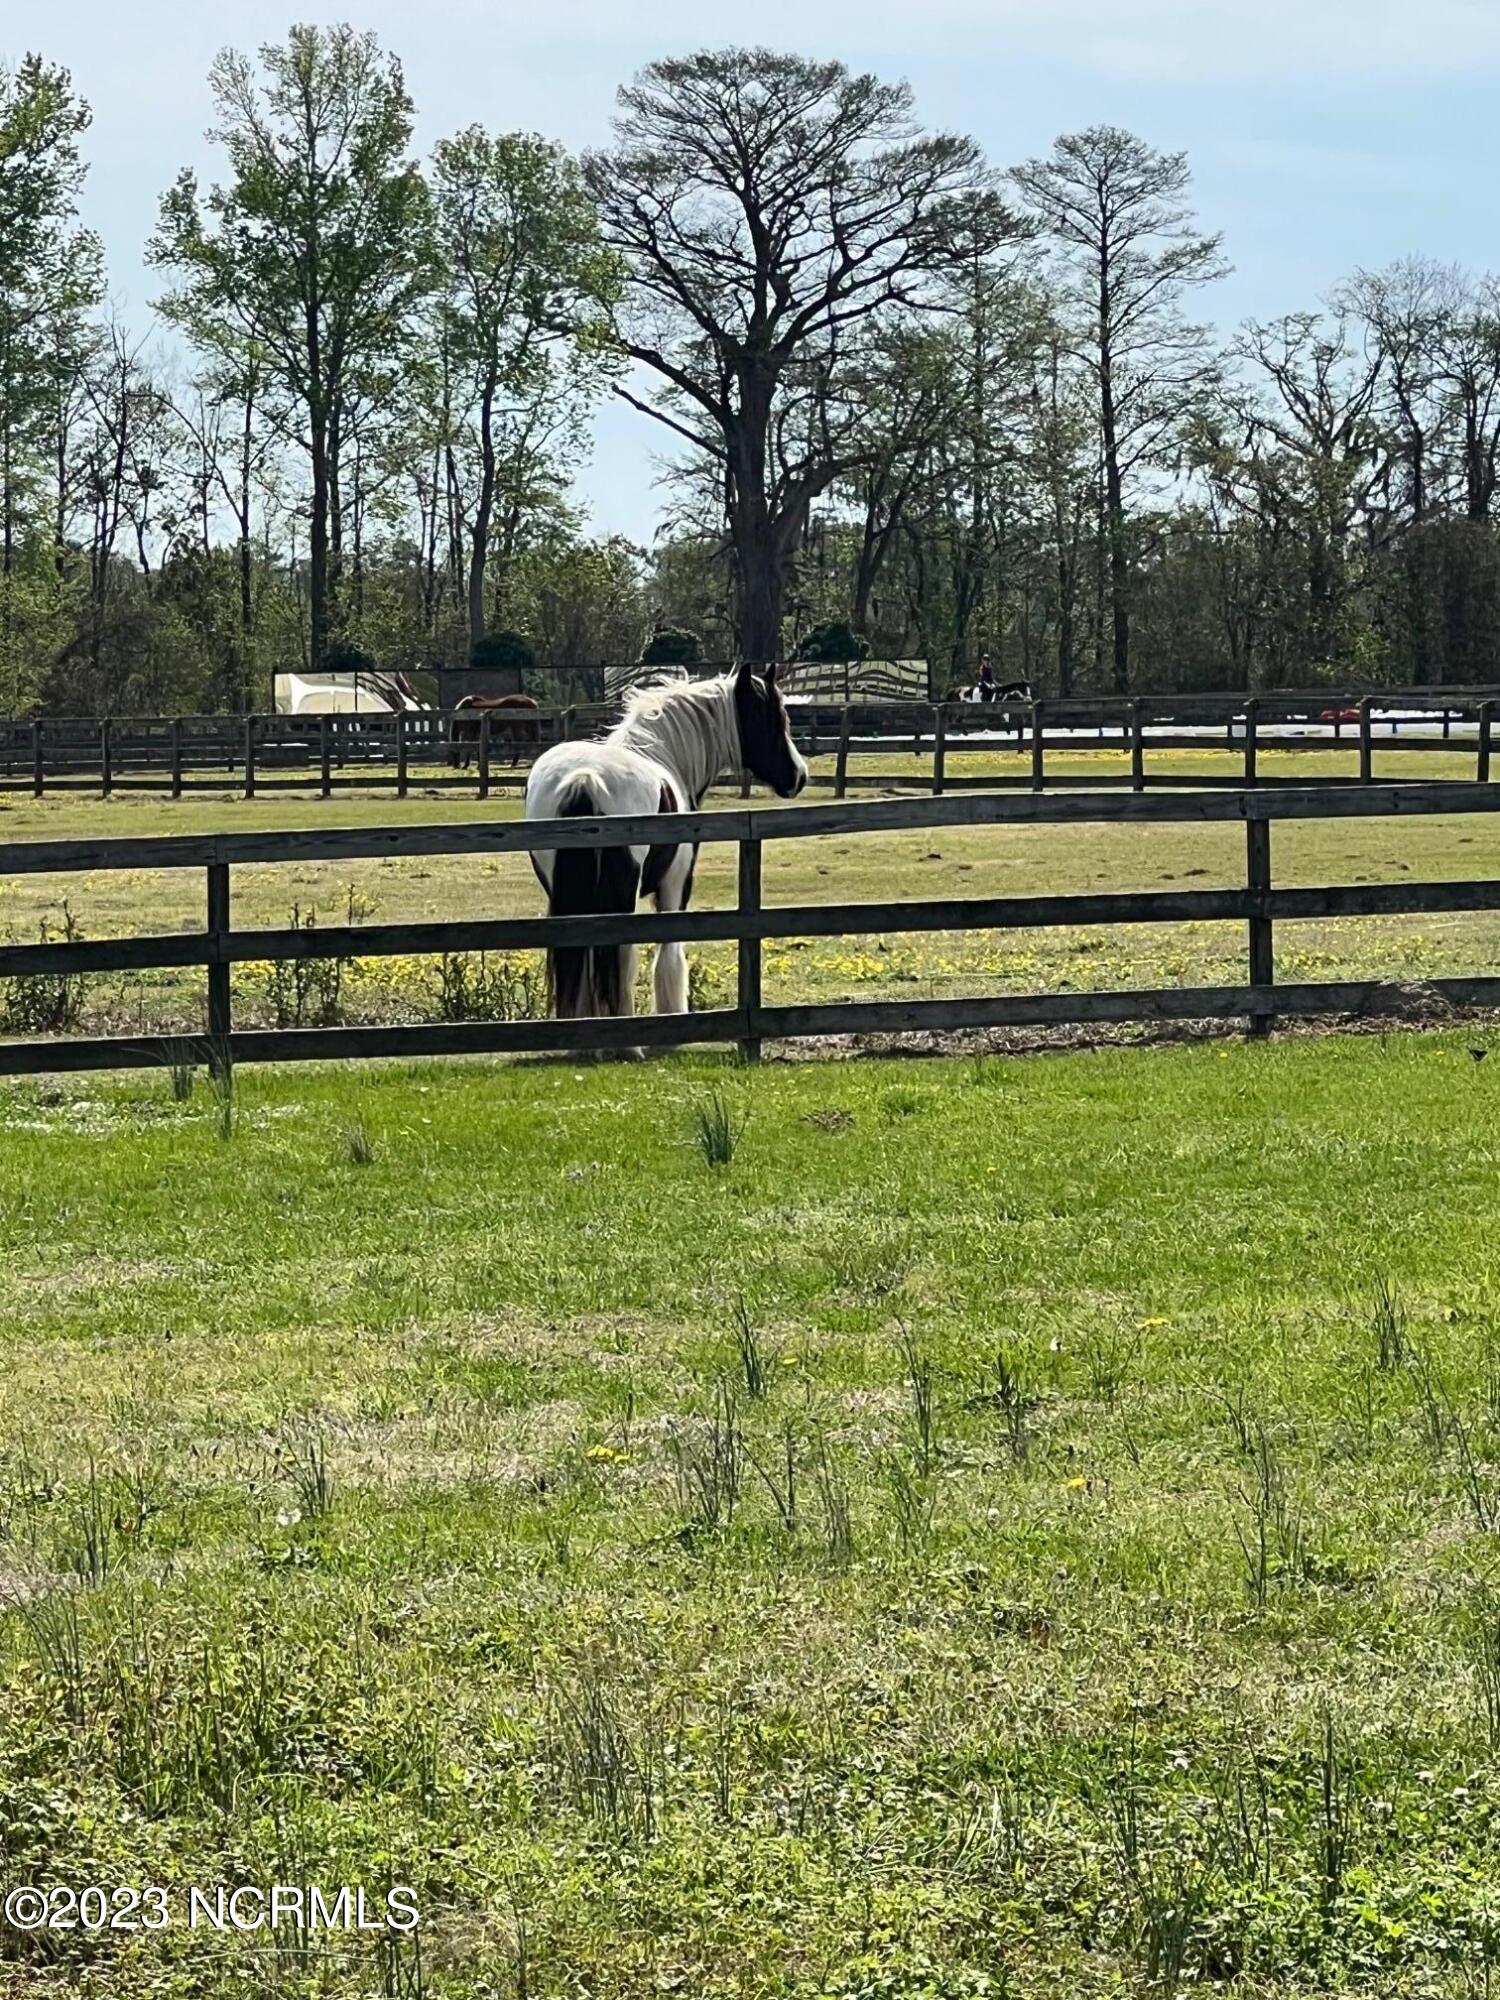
[449, 693, 541, 769]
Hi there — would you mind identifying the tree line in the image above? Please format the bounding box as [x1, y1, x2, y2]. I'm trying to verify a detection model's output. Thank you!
[2, 29, 1498, 715]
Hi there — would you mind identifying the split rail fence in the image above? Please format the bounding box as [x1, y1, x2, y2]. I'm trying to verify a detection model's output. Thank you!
[3, 781, 1500, 1077]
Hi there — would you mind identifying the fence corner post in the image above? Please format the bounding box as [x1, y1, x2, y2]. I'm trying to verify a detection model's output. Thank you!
[170, 717, 184, 799]
[1030, 698, 1046, 793]
[396, 711, 409, 799]
[1479, 700, 1493, 784]
[1129, 697, 1144, 793]
[931, 703, 947, 796]
[478, 710, 491, 800]
[1243, 697, 1259, 789]
[1358, 695, 1373, 784]
[243, 716, 256, 800]
[737, 834, 763, 1063]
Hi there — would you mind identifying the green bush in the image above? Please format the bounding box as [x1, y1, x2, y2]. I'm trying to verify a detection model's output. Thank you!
[639, 624, 703, 667]
[469, 629, 536, 671]
[1, 904, 88, 1034]
[321, 640, 378, 676]
[798, 620, 870, 664]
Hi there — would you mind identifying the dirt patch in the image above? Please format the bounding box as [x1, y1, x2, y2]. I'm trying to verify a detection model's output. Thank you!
[765, 1004, 1500, 1065]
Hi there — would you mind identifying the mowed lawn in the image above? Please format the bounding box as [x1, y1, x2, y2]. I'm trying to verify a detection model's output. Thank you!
[2, 1034, 1500, 1994]
[2, 747, 1500, 1036]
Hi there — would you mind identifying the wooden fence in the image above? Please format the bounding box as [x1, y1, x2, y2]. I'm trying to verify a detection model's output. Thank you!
[4, 780, 1500, 1077]
[3, 688, 1498, 801]
[822, 690, 1500, 796]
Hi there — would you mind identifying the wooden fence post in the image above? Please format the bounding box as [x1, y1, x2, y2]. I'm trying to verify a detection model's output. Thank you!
[1030, 699, 1046, 792]
[397, 712, 409, 799]
[477, 710, 491, 800]
[737, 835, 762, 1063]
[834, 704, 852, 798]
[1246, 813, 1274, 1039]
[206, 859, 232, 1081]
[170, 718, 183, 799]
[1130, 698, 1144, 793]
[1243, 698, 1258, 788]
[932, 703, 947, 796]
[319, 716, 332, 798]
[99, 717, 112, 797]
[243, 717, 256, 799]
[1358, 696, 1373, 784]
[31, 719, 43, 799]
[1480, 700, 1494, 783]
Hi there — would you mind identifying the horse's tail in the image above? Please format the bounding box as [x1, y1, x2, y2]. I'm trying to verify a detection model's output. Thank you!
[546, 784, 640, 1017]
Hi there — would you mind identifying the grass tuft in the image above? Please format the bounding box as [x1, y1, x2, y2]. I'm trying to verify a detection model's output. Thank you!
[692, 1086, 744, 1167]
[342, 1112, 377, 1166]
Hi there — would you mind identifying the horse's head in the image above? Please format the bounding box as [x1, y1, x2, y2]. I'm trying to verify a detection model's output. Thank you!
[734, 660, 807, 798]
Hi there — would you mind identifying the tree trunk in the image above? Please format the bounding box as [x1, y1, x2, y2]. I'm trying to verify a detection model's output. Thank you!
[1056, 546, 1074, 698]
[727, 371, 786, 662]
[1099, 362, 1130, 693]
[734, 530, 786, 662]
[238, 384, 255, 711]
[308, 408, 330, 673]
[467, 364, 499, 654]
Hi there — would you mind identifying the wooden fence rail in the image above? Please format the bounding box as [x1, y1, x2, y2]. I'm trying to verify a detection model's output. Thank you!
[2, 687, 1498, 800]
[3, 780, 1500, 1076]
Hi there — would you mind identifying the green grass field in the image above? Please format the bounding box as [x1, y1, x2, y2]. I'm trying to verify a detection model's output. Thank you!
[3, 1033, 1500, 1995]
[1, 747, 1499, 1040]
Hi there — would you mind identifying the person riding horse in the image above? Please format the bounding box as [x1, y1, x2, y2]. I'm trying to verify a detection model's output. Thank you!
[963, 657, 1033, 705]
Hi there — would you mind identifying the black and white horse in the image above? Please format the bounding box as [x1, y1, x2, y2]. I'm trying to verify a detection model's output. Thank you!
[524, 660, 807, 1023]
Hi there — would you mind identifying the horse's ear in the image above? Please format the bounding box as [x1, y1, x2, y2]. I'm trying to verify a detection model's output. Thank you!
[765, 661, 779, 689]
[735, 656, 754, 684]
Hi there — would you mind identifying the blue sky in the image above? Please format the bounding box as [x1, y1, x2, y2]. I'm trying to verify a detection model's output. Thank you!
[19, 0, 1494, 541]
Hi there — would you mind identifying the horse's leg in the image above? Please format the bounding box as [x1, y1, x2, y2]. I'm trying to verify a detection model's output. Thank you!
[649, 843, 696, 1015]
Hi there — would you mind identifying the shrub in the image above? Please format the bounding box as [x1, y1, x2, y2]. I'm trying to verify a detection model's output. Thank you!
[429, 951, 545, 1023]
[469, 629, 536, 671]
[1, 904, 87, 1034]
[798, 619, 870, 664]
[322, 640, 378, 676]
[262, 904, 352, 1028]
[639, 624, 703, 667]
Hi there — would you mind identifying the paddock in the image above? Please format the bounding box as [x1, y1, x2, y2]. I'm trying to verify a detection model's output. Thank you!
[5, 768, 1500, 1993]
[4, 1027, 1500, 1993]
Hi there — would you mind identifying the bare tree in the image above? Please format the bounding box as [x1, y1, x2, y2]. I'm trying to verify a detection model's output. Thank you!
[585, 47, 1014, 659]
[1012, 127, 1226, 690]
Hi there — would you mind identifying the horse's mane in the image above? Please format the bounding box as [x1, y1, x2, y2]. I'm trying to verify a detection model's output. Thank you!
[611, 673, 740, 800]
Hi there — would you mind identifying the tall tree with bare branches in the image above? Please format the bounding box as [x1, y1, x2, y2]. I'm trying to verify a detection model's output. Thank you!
[1012, 127, 1225, 690]
[585, 47, 1016, 659]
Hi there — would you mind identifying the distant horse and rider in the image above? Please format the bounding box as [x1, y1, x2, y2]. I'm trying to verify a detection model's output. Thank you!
[956, 656, 1033, 705]
[448, 692, 541, 768]
[524, 660, 806, 1039]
